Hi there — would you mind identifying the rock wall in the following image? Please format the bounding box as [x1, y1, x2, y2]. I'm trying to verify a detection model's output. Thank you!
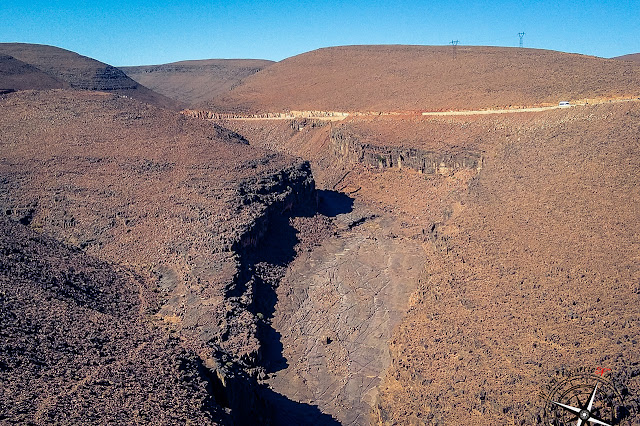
[1, 159, 318, 426]
[205, 160, 319, 424]
[219, 161, 317, 365]
[331, 127, 483, 175]
[0, 90, 323, 425]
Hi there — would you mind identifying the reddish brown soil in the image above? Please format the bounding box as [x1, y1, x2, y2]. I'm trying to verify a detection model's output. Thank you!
[121, 59, 273, 108]
[0, 89, 319, 424]
[4, 43, 640, 425]
[216, 100, 640, 424]
[0, 43, 179, 110]
[205, 45, 640, 113]
[372, 103, 640, 424]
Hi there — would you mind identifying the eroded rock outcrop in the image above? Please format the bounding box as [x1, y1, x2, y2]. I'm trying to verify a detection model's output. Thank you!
[331, 127, 483, 175]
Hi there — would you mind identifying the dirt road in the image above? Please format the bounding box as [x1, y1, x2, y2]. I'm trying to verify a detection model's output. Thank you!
[194, 96, 640, 121]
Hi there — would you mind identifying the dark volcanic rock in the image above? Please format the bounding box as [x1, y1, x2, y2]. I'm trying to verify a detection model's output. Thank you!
[205, 99, 640, 424]
[331, 126, 483, 174]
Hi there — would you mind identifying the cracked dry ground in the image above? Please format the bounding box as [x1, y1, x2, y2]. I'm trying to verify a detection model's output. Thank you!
[222, 101, 640, 424]
[264, 212, 424, 425]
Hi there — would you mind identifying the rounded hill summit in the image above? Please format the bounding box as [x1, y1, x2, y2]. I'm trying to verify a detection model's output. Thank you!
[205, 45, 640, 113]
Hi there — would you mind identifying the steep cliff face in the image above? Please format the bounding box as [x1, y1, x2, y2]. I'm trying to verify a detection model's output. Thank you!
[205, 161, 317, 368]
[331, 127, 483, 175]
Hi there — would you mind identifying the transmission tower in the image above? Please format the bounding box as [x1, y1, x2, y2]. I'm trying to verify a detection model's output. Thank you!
[450, 39, 459, 59]
[518, 32, 525, 48]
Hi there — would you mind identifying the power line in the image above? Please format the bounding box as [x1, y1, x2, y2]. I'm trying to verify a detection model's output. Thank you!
[450, 39, 459, 59]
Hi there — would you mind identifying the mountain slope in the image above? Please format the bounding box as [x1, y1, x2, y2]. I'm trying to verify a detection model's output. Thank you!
[613, 52, 640, 62]
[0, 54, 66, 92]
[0, 43, 179, 109]
[205, 45, 640, 113]
[121, 59, 273, 108]
[0, 89, 318, 423]
[0, 215, 221, 424]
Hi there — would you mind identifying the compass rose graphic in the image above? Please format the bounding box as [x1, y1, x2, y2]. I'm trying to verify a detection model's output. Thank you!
[540, 367, 637, 426]
[550, 382, 611, 426]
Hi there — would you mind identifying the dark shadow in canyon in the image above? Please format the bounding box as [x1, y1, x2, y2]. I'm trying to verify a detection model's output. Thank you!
[248, 211, 303, 374]
[227, 186, 353, 423]
[317, 189, 354, 217]
[260, 385, 341, 426]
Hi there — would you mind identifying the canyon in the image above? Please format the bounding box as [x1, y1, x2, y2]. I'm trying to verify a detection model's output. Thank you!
[2, 43, 640, 425]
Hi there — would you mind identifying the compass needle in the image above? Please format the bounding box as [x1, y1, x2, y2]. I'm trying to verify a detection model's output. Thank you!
[551, 400, 581, 415]
[542, 368, 635, 425]
[587, 384, 599, 412]
[587, 418, 612, 426]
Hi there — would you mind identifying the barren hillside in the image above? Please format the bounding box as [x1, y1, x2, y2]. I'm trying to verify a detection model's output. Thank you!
[3, 42, 640, 425]
[216, 99, 640, 424]
[614, 53, 640, 62]
[205, 45, 640, 113]
[0, 215, 219, 424]
[121, 59, 273, 108]
[0, 54, 66, 92]
[373, 103, 640, 424]
[0, 89, 326, 424]
[0, 43, 179, 110]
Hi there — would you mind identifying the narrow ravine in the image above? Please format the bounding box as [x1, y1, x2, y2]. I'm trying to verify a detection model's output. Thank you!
[261, 202, 425, 424]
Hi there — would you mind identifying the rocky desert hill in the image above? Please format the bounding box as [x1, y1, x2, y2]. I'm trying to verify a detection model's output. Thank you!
[121, 59, 273, 108]
[614, 53, 640, 63]
[0, 54, 66, 93]
[3, 42, 640, 425]
[205, 45, 640, 113]
[0, 43, 178, 110]
[0, 214, 218, 424]
[0, 88, 336, 424]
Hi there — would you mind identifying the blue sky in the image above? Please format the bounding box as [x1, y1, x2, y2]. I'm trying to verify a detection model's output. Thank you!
[1, 0, 639, 66]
